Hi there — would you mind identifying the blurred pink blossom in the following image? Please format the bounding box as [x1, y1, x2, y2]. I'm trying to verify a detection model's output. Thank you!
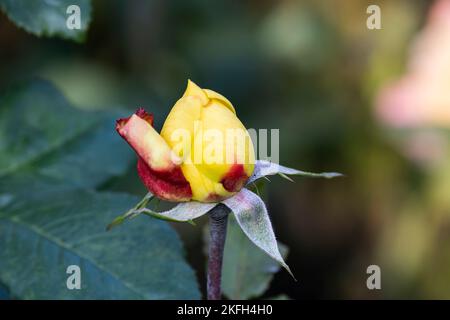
[376, 0, 450, 128]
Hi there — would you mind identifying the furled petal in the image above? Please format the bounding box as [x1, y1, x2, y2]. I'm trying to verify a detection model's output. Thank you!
[116, 108, 192, 202]
[116, 108, 177, 171]
[203, 88, 236, 114]
[182, 79, 209, 105]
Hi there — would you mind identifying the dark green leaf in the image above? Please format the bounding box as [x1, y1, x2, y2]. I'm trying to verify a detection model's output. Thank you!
[222, 214, 289, 300]
[0, 282, 11, 300]
[0, 80, 200, 299]
[0, 0, 91, 41]
[0, 80, 133, 195]
[0, 191, 200, 299]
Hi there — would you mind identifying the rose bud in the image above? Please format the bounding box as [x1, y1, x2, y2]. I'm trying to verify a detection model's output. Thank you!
[116, 80, 255, 202]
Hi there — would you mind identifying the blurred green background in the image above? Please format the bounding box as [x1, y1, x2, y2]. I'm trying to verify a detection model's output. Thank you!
[2, 0, 450, 299]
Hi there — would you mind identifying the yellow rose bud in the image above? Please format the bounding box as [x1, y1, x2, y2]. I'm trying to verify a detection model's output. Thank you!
[117, 80, 255, 202]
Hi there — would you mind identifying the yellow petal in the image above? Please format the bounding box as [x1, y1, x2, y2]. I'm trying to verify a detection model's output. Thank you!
[196, 100, 255, 183]
[204, 88, 236, 114]
[180, 161, 233, 202]
[160, 80, 255, 202]
[183, 79, 209, 106]
[161, 96, 202, 161]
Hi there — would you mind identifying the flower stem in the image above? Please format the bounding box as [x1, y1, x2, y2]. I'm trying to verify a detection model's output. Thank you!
[207, 204, 229, 300]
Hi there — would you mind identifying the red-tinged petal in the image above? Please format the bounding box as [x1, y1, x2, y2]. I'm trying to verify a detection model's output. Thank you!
[137, 157, 192, 202]
[221, 164, 248, 193]
[135, 107, 154, 126]
[116, 109, 178, 171]
[205, 193, 227, 202]
[116, 107, 154, 132]
[116, 108, 192, 201]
